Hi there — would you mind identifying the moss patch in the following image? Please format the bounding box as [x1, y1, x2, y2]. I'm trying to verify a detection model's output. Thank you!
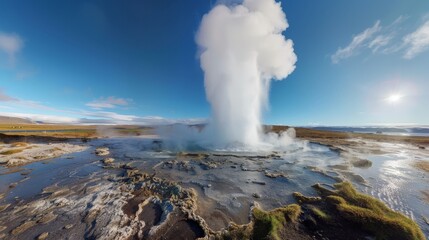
[214, 204, 302, 240]
[307, 182, 425, 240]
[252, 204, 301, 240]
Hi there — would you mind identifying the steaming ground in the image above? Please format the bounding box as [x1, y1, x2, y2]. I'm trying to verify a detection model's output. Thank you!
[0, 135, 428, 239]
[156, 125, 298, 152]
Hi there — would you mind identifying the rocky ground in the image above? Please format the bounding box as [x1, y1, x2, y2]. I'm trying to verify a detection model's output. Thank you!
[0, 141, 88, 166]
[0, 131, 428, 239]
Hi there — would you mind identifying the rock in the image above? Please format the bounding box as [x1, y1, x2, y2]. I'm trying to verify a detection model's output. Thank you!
[0, 204, 10, 212]
[11, 221, 36, 235]
[102, 158, 115, 164]
[422, 215, 429, 226]
[20, 171, 31, 176]
[303, 216, 318, 230]
[252, 193, 261, 198]
[37, 232, 49, 240]
[264, 172, 287, 178]
[37, 212, 57, 224]
[251, 181, 266, 185]
[64, 224, 74, 229]
[95, 147, 110, 156]
[351, 158, 372, 169]
[200, 161, 217, 170]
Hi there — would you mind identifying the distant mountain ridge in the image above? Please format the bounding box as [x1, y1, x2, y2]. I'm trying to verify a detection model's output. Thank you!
[0, 116, 33, 124]
[311, 126, 429, 135]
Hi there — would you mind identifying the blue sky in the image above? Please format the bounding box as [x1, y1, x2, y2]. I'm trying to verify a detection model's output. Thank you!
[0, 0, 428, 126]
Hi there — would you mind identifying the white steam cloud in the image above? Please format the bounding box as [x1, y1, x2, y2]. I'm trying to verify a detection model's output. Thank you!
[196, 0, 297, 148]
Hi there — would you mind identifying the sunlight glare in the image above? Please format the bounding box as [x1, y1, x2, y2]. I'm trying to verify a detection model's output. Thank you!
[386, 94, 403, 103]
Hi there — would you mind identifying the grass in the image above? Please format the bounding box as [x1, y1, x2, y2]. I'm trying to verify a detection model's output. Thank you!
[309, 206, 331, 222]
[0, 148, 24, 155]
[215, 204, 301, 240]
[312, 182, 426, 240]
[251, 204, 301, 240]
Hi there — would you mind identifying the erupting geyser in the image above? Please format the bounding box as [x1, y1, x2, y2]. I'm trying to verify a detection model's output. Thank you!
[196, 0, 297, 147]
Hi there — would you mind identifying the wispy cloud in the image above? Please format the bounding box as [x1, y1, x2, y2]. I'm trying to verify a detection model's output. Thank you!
[368, 34, 393, 53]
[0, 89, 19, 102]
[403, 20, 429, 59]
[0, 89, 64, 111]
[0, 91, 203, 125]
[86, 96, 130, 109]
[0, 32, 23, 64]
[0, 111, 206, 125]
[331, 15, 429, 63]
[331, 21, 381, 64]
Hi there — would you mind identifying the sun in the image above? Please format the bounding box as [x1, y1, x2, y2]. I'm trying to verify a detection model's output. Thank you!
[385, 94, 403, 103]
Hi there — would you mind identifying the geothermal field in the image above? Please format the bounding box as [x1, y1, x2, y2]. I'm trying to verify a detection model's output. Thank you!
[0, 127, 428, 240]
[1, 0, 429, 239]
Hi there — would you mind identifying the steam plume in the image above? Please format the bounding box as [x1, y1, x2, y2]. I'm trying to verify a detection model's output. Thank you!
[196, 0, 297, 147]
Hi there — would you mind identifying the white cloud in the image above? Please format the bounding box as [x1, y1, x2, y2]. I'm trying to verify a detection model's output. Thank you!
[86, 96, 130, 109]
[0, 32, 23, 64]
[369, 34, 393, 52]
[331, 21, 381, 63]
[331, 15, 429, 62]
[403, 20, 429, 59]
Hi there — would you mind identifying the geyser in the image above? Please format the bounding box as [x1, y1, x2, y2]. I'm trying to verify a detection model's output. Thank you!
[196, 0, 297, 147]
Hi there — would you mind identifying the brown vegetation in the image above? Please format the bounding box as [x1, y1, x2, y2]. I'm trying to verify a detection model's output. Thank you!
[414, 161, 429, 173]
[268, 125, 429, 146]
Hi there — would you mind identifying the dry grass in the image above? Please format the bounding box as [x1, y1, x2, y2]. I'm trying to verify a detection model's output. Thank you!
[0, 124, 95, 131]
[268, 125, 429, 146]
[413, 161, 429, 173]
[10, 142, 28, 147]
[0, 124, 154, 138]
[0, 148, 24, 155]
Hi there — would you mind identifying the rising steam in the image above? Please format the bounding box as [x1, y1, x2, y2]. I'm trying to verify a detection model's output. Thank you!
[196, 0, 297, 148]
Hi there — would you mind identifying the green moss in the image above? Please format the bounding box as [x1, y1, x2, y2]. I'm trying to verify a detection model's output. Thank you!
[309, 206, 331, 222]
[218, 223, 253, 240]
[252, 204, 301, 240]
[293, 192, 322, 204]
[315, 182, 425, 240]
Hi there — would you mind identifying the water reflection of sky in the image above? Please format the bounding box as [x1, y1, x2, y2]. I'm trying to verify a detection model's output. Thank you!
[353, 144, 429, 236]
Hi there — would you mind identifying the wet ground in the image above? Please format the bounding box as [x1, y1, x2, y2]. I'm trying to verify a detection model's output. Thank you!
[0, 136, 428, 239]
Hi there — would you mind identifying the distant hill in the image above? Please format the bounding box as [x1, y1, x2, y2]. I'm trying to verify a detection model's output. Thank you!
[0, 116, 33, 124]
